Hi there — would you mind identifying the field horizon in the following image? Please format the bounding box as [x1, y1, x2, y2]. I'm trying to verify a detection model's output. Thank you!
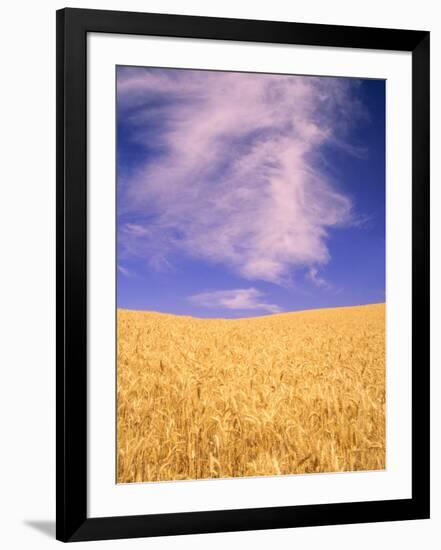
[117, 302, 385, 484]
[117, 301, 386, 321]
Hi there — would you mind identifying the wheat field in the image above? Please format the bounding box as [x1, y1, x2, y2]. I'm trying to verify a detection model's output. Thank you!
[117, 303, 385, 483]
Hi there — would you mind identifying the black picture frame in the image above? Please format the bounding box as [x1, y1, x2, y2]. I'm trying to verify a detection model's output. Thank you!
[56, 7, 430, 543]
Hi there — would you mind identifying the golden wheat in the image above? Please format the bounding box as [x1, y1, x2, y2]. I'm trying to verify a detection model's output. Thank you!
[117, 303, 385, 483]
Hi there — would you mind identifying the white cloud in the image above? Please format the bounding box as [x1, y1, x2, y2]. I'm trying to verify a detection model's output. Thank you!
[188, 288, 282, 314]
[306, 267, 329, 288]
[117, 264, 131, 277]
[118, 68, 362, 284]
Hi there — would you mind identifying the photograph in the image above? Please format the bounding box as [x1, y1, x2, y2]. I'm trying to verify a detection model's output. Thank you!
[116, 66, 386, 484]
[51, 5, 430, 543]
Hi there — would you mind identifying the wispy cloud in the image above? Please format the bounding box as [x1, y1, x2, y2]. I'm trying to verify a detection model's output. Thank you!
[188, 288, 282, 314]
[117, 264, 131, 277]
[306, 267, 329, 289]
[118, 67, 363, 284]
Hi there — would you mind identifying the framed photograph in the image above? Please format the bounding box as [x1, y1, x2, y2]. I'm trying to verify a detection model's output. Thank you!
[56, 8, 430, 542]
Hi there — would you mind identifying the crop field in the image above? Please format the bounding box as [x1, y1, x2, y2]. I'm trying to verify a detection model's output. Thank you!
[117, 303, 385, 483]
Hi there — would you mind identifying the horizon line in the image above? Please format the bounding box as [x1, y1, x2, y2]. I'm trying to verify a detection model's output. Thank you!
[117, 301, 385, 321]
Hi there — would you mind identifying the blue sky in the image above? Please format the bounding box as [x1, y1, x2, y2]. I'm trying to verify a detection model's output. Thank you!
[116, 66, 385, 318]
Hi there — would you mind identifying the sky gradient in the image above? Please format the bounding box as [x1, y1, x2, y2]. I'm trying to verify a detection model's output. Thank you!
[116, 66, 385, 318]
